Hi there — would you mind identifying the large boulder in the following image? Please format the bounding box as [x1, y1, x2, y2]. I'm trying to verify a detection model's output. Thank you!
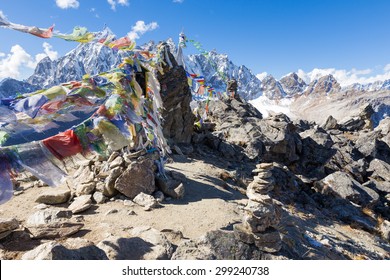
[322, 115, 339, 130]
[21, 238, 108, 260]
[25, 208, 83, 239]
[0, 218, 19, 240]
[156, 43, 195, 144]
[355, 131, 390, 163]
[97, 227, 174, 260]
[35, 187, 71, 205]
[0, 218, 19, 233]
[259, 113, 302, 164]
[374, 117, 390, 147]
[206, 98, 263, 160]
[172, 230, 283, 260]
[314, 171, 379, 206]
[340, 104, 374, 131]
[114, 158, 156, 199]
[298, 128, 336, 177]
[207, 99, 301, 163]
[367, 159, 390, 182]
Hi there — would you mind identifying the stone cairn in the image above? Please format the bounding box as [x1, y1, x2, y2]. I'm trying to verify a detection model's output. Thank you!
[233, 162, 282, 253]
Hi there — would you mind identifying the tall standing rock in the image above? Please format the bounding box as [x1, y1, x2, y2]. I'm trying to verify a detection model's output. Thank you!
[156, 43, 195, 144]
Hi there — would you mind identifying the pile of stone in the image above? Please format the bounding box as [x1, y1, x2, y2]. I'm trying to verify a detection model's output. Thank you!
[233, 163, 282, 253]
[31, 148, 185, 215]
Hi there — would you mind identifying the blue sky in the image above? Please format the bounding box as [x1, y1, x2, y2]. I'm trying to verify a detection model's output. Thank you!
[1, 0, 390, 86]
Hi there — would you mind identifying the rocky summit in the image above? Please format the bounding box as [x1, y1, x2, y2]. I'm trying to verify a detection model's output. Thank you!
[1, 43, 390, 261]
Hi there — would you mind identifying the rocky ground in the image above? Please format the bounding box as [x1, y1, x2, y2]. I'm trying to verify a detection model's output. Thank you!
[1, 96, 390, 260]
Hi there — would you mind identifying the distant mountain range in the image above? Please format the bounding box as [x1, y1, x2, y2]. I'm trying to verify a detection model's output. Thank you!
[1, 28, 390, 125]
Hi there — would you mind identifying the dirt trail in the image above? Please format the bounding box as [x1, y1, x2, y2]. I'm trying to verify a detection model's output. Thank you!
[0, 156, 246, 258]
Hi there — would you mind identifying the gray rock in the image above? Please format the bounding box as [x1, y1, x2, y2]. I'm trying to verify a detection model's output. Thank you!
[314, 171, 379, 206]
[363, 180, 390, 194]
[27, 222, 83, 239]
[33, 203, 50, 210]
[22, 239, 108, 260]
[340, 117, 367, 132]
[71, 165, 96, 196]
[26, 209, 73, 226]
[25, 209, 82, 239]
[322, 115, 339, 130]
[105, 209, 119, 215]
[129, 227, 174, 259]
[218, 141, 238, 159]
[35, 188, 71, 205]
[379, 220, 390, 241]
[101, 166, 122, 197]
[97, 228, 173, 260]
[0, 218, 19, 233]
[355, 131, 390, 162]
[206, 99, 268, 161]
[344, 158, 367, 183]
[256, 163, 274, 169]
[253, 228, 282, 253]
[233, 223, 255, 244]
[259, 113, 302, 164]
[300, 127, 334, 148]
[133, 192, 159, 210]
[109, 156, 124, 169]
[157, 43, 195, 144]
[155, 174, 185, 199]
[368, 159, 390, 182]
[107, 151, 119, 163]
[114, 159, 156, 199]
[75, 182, 96, 196]
[171, 239, 214, 260]
[123, 200, 136, 207]
[197, 230, 258, 260]
[243, 200, 281, 232]
[340, 104, 374, 131]
[254, 171, 273, 179]
[68, 195, 92, 214]
[123, 149, 147, 163]
[92, 191, 107, 204]
[246, 184, 274, 200]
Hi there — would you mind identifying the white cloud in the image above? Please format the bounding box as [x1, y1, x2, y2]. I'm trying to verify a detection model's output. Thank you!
[107, 0, 129, 11]
[256, 72, 268, 81]
[296, 65, 390, 87]
[0, 45, 34, 79]
[0, 43, 58, 80]
[173, 0, 184, 3]
[127, 20, 159, 40]
[383, 64, 390, 73]
[44, 43, 58, 60]
[55, 0, 79, 9]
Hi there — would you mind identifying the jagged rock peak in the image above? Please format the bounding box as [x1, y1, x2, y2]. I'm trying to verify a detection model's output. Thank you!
[304, 74, 341, 95]
[261, 74, 286, 99]
[185, 51, 262, 100]
[279, 72, 307, 96]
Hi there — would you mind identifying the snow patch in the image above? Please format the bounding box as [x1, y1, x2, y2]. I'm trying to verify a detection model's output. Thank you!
[249, 95, 294, 118]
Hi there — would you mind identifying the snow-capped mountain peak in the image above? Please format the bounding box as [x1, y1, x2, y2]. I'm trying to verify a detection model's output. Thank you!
[185, 50, 262, 99]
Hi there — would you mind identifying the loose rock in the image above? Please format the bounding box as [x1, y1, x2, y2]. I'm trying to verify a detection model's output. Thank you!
[35, 188, 71, 205]
[68, 195, 92, 214]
